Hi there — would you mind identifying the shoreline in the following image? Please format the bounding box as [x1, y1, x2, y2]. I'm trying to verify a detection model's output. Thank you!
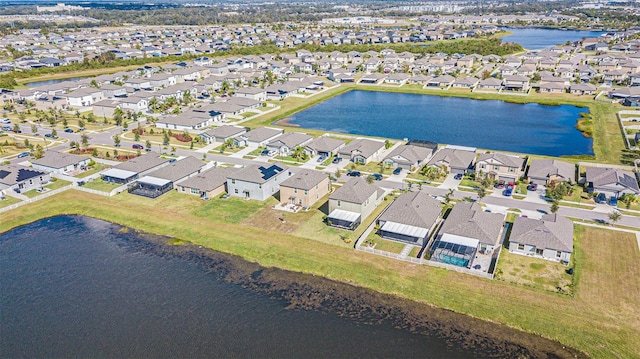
[100, 215, 583, 359]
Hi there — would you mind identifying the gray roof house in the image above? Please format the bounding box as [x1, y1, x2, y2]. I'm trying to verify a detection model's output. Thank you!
[31, 150, 90, 174]
[377, 191, 442, 245]
[199, 125, 247, 145]
[101, 152, 169, 184]
[426, 146, 476, 174]
[585, 167, 640, 198]
[266, 132, 313, 156]
[338, 138, 386, 164]
[244, 127, 284, 147]
[383, 144, 436, 171]
[429, 202, 504, 270]
[304, 136, 345, 156]
[0, 164, 51, 194]
[227, 163, 291, 201]
[476, 153, 526, 182]
[509, 214, 574, 263]
[128, 156, 205, 198]
[177, 166, 241, 200]
[527, 159, 575, 185]
[327, 177, 384, 230]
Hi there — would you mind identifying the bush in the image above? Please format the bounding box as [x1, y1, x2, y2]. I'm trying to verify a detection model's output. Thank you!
[170, 132, 192, 142]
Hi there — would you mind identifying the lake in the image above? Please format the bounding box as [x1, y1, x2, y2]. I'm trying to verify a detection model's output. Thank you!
[288, 90, 592, 157]
[0, 216, 491, 358]
[25, 76, 89, 87]
[502, 28, 604, 50]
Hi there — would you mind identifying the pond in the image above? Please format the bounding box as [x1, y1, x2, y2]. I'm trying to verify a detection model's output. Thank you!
[501, 28, 604, 50]
[288, 90, 592, 157]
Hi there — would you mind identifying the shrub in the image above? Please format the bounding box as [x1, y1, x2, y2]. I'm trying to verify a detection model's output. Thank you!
[170, 132, 192, 142]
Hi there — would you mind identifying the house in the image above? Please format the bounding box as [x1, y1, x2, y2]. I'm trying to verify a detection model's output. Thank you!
[383, 144, 436, 171]
[30, 150, 90, 174]
[234, 87, 267, 101]
[155, 111, 213, 131]
[304, 136, 345, 157]
[0, 164, 51, 194]
[101, 152, 169, 184]
[429, 202, 504, 269]
[539, 82, 566, 94]
[266, 132, 313, 156]
[476, 77, 502, 91]
[426, 146, 476, 174]
[327, 177, 384, 230]
[338, 138, 386, 164]
[377, 191, 442, 245]
[569, 83, 597, 96]
[127, 156, 205, 198]
[226, 163, 291, 201]
[66, 87, 104, 108]
[509, 214, 574, 263]
[279, 169, 330, 208]
[527, 159, 575, 185]
[177, 166, 240, 200]
[244, 127, 284, 147]
[585, 167, 640, 198]
[199, 125, 247, 145]
[475, 153, 526, 182]
[502, 75, 530, 92]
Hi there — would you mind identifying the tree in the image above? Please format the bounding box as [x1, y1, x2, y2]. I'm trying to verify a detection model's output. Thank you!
[384, 139, 392, 149]
[550, 201, 560, 214]
[33, 144, 44, 159]
[445, 188, 454, 204]
[78, 119, 85, 129]
[163, 132, 170, 145]
[31, 124, 37, 134]
[62, 118, 68, 128]
[51, 128, 57, 137]
[113, 134, 121, 147]
[145, 140, 152, 151]
[619, 193, 636, 209]
[477, 187, 486, 201]
[608, 210, 621, 225]
[13, 123, 19, 133]
[134, 131, 140, 142]
[81, 134, 90, 148]
[122, 121, 128, 131]
[366, 175, 374, 184]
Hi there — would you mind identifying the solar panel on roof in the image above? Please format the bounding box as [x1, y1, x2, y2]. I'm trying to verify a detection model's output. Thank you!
[0, 170, 10, 179]
[259, 164, 283, 180]
[16, 169, 42, 182]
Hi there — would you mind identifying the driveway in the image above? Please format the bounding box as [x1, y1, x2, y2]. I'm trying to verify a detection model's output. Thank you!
[438, 173, 460, 190]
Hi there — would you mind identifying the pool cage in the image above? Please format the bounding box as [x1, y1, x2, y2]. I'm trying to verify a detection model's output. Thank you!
[429, 239, 477, 268]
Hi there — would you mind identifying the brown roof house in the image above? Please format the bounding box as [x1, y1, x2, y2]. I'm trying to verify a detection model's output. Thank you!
[337, 138, 386, 164]
[327, 177, 384, 230]
[527, 159, 575, 185]
[377, 191, 442, 245]
[177, 166, 241, 200]
[508, 214, 574, 263]
[279, 169, 330, 208]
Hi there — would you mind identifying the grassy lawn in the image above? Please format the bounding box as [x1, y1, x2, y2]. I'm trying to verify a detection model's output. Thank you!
[82, 178, 120, 192]
[515, 182, 528, 195]
[460, 177, 482, 188]
[495, 250, 573, 294]
[1, 192, 639, 357]
[22, 179, 72, 198]
[408, 246, 421, 258]
[406, 171, 447, 183]
[362, 232, 407, 254]
[0, 196, 21, 208]
[346, 161, 390, 174]
[76, 163, 108, 178]
[241, 111, 259, 119]
[192, 195, 270, 224]
[561, 185, 594, 204]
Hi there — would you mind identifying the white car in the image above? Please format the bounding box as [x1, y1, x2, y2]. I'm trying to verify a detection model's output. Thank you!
[0, 118, 10, 124]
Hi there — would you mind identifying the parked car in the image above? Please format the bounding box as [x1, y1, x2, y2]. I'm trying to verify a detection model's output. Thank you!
[267, 150, 277, 156]
[64, 128, 74, 133]
[332, 157, 342, 164]
[595, 193, 607, 204]
[528, 182, 538, 191]
[346, 170, 361, 177]
[17, 151, 30, 158]
[132, 144, 144, 149]
[317, 155, 327, 163]
[609, 196, 618, 207]
[454, 173, 463, 180]
[261, 149, 269, 156]
[503, 185, 513, 196]
[393, 167, 402, 175]
[169, 158, 177, 163]
[1, 126, 12, 131]
[495, 180, 505, 189]
[371, 173, 383, 181]
[0, 118, 10, 124]
[44, 133, 58, 139]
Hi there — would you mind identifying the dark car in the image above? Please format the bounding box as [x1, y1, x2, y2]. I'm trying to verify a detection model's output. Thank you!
[393, 167, 402, 175]
[64, 128, 74, 133]
[346, 170, 361, 177]
[495, 180, 505, 189]
[17, 151, 30, 158]
[503, 185, 513, 197]
[609, 196, 618, 207]
[528, 182, 538, 191]
[44, 133, 57, 139]
[454, 173, 463, 180]
[371, 173, 383, 181]
[596, 193, 607, 204]
[332, 157, 342, 164]
[132, 144, 144, 150]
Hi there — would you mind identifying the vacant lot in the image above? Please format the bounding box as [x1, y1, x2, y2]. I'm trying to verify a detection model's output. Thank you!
[496, 250, 573, 294]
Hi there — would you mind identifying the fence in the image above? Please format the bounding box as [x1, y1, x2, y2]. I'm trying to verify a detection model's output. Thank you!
[0, 185, 72, 214]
